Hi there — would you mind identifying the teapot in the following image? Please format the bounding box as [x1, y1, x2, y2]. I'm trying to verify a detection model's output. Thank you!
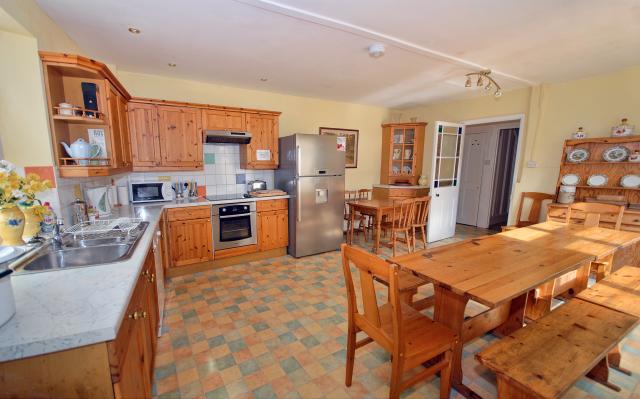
[60, 138, 99, 166]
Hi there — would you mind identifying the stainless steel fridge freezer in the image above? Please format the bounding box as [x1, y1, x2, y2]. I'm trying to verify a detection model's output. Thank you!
[275, 134, 345, 257]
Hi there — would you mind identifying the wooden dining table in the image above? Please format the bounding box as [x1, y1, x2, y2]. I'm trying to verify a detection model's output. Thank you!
[346, 199, 397, 253]
[389, 221, 640, 399]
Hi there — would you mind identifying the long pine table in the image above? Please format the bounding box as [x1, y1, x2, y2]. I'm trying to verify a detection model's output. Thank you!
[390, 221, 640, 398]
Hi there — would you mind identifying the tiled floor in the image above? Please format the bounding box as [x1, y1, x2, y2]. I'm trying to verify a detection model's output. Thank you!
[153, 225, 640, 398]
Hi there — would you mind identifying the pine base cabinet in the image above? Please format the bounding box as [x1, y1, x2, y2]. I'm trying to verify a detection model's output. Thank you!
[166, 206, 213, 267]
[257, 199, 288, 251]
[0, 249, 159, 399]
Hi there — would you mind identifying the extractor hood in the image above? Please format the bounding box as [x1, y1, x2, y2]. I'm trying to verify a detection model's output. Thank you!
[204, 130, 251, 144]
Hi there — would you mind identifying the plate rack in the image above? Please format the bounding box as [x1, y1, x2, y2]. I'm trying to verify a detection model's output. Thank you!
[557, 136, 640, 205]
[66, 218, 143, 239]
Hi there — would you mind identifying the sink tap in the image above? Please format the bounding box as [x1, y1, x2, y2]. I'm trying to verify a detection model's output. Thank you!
[52, 219, 65, 249]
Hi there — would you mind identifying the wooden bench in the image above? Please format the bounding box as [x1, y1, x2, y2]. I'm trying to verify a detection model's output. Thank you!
[476, 299, 639, 398]
[577, 265, 640, 375]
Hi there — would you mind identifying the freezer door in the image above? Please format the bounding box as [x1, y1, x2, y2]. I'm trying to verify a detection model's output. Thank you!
[296, 134, 345, 177]
[291, 175, 344, 257]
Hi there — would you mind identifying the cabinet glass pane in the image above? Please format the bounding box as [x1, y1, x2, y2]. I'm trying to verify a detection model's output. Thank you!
[392, 146, 402, 160]
[404, 129, 415, 144]
[403, 146, 413, 160]
[393, 129, 404, 144]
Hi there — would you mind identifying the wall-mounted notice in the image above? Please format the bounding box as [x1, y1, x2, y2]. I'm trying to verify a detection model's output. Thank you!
[256, 149, 271, 161]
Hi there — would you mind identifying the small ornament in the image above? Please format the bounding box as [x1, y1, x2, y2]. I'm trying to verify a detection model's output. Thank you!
[611, 118, 634, 137]
[572, 127, 587, 139]
[629, 150, 640, 163]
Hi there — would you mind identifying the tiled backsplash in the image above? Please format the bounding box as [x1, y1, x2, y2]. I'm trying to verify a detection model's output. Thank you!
[115, 144, 275, 196]
[55, 143, 275, 223]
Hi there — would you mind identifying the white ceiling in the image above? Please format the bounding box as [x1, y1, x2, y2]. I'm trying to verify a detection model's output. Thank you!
[35, 0, 640, 108]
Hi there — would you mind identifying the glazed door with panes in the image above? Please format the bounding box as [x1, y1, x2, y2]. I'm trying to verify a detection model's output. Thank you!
[428, 122, 465, 242]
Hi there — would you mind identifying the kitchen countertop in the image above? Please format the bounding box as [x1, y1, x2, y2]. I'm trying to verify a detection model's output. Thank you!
[0, 194, 289, 362]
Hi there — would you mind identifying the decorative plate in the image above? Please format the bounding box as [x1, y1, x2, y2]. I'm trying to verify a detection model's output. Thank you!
[602, 145, 630, 162]
[587, 174, 608, 187]
[566, 148, 590, 163]
[620, 174, 640, 188]
[560, 174, 580, 186]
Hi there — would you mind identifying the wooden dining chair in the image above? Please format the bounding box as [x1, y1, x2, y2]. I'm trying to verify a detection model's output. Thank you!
[563, 201, 625, 230]
[341, 244, 456, 399]
[381, 199, 416, 257]
[502, 192, 555, 231]
[411, 196, 431, 250]
[566, 202, 625, 281]
[344, 190, 358, 241]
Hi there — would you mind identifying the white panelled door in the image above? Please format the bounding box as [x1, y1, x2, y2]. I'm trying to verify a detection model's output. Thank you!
[428, 121, 465, 242]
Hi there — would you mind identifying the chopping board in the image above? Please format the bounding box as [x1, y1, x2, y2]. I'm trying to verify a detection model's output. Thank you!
[249, 189, 287, 197]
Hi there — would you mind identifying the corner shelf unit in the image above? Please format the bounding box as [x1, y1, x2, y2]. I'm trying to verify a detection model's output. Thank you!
[557, 136, 640, 204]
[380, 122, 426, 185]
[40, 52, 132, 177]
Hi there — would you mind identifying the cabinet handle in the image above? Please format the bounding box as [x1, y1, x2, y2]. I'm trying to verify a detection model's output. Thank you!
[141, 311, 148, 319]
[128, 311, 141, 320]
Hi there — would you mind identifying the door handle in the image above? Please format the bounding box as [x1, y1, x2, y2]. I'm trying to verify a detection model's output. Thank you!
[296, 145, 301, 177]
[436, 193, 440, 197]
[296, 180, 302, 223]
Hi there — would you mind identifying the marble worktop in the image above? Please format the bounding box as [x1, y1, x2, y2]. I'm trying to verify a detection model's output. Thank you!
[0, 195, 289, 362]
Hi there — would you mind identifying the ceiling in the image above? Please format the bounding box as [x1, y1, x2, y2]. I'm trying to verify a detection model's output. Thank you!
[35, 0, 640, 108]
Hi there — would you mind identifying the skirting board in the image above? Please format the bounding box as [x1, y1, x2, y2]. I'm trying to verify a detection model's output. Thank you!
[166, 247, 287, 278]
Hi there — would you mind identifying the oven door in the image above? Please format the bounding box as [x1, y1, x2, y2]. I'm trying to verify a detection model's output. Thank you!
[213, 213, 257, 250]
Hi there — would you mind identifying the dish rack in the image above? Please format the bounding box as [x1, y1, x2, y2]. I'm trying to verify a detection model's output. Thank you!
[65, 217, 144, 239]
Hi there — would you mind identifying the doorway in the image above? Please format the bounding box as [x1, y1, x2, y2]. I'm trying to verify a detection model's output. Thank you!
[457, 119, 520, 229]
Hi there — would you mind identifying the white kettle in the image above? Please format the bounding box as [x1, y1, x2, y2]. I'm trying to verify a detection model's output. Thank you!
[60, 138, 99, 166]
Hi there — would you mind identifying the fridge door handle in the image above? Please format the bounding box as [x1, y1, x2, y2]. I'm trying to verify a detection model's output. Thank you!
[296, 145, 301, 177]
[296, 180, 302, 222]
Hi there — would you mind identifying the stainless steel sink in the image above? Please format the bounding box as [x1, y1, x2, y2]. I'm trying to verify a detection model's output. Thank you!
[23, 245, 131, 271]
[16, 221, 149, 274]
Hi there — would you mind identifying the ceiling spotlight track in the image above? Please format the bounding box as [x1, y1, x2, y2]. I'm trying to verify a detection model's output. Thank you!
[465, 70, 502, 98]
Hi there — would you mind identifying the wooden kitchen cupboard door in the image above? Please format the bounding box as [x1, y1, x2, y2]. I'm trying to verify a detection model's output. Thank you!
[116, 95, 133, 167]
[258, 210, 288, 251]
[129, 103, 161, 168]
[157, 106, 203, 168]
[107, 85, 126, 168]
[202, 109, 246, 131]
[168, 218, 213, 267]
[241, 113, 279, 169]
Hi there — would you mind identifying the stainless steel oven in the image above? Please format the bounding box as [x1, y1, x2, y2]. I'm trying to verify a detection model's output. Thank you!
[212, 202, 257, 250]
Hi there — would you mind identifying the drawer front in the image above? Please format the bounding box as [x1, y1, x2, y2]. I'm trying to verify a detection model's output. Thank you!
[256, 199, 288, 212]
[166, 206, 211, 221]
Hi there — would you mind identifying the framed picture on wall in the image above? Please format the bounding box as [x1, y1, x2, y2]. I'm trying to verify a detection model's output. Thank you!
[319, 127, 359, 168]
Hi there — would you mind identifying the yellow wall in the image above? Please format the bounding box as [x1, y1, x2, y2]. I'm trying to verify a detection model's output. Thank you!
[0, 0, 81, 167]
[398, 64, 640, 224]
[116, 71, 390, 189]
[0, 30, 53, 166]
[0, 0, 80, 53]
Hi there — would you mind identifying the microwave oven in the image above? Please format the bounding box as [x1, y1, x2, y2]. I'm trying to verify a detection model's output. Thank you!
[129, 182, 174, 203]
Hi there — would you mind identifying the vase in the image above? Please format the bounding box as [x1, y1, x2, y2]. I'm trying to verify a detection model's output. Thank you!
[0, 204, 25, 246]
[18, 201, 42, 241]
[418, 175, 429, 186]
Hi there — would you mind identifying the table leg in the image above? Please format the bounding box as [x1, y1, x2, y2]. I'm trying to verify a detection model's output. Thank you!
[348, 206, 355, 245]
[524, 281, 554, 321]
[433, 285, 476, 397]
[496, 375, 535, 399]
[494, 293, 527, 336]
[374, 210, 382, 254]
[608, 344, 632, 375]
[587, 357, 621, 392]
